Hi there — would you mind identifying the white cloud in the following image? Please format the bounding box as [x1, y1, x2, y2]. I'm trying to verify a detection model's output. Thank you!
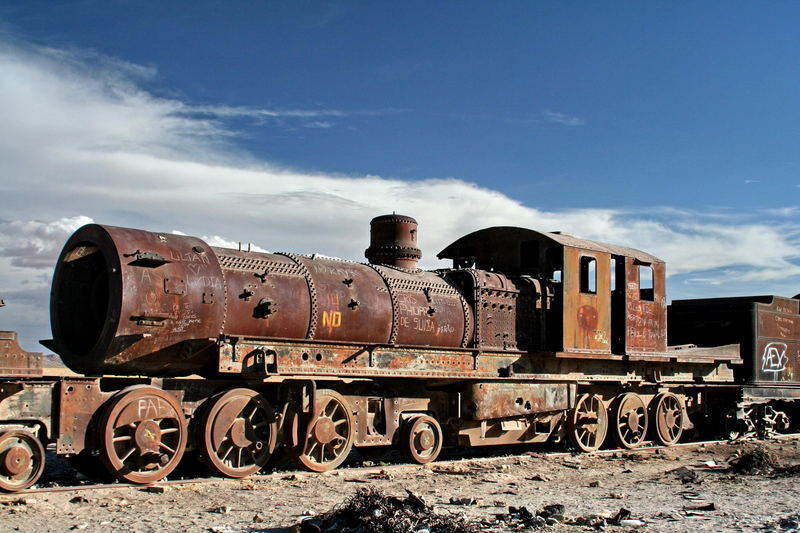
[0, 38, 799, 352]
[0, 216, 94, 268]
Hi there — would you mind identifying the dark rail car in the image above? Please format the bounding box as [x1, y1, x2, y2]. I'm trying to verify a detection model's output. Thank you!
[0, 215, 794, 492]
[670, 295, 800, 436]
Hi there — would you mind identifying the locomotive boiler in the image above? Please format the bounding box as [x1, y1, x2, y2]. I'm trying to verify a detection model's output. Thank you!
[0, 213, 797, 492]
[47, 215, 473, 376]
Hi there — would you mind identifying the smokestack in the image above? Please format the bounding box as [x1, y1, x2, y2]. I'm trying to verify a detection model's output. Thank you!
[365, 214, 421, 270]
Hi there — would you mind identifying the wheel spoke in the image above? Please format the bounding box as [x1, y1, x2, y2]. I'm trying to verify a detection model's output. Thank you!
[158, 442, 176, 454]
[307, 441, 319, 457]
[220, 442, 235, 461]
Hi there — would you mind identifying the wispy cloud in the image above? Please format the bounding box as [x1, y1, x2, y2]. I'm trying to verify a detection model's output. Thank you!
[182, 104, 347, 121]
[543, 110, 585, 126]
[0, 38, 799, 351]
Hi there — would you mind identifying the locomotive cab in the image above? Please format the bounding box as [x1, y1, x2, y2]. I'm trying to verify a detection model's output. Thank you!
[439, 227, 667, 358]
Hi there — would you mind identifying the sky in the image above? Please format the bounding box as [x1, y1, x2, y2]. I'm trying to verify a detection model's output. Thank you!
[0, 2, 799, 352]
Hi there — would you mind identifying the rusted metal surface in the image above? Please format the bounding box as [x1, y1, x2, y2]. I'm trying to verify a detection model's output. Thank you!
[610, 393, 648, 448]
[0, 429, 45, 491]
[219, 340, 491, 379]
[445, 269, 541, 351]
[48, 217, 745, 381]
[48, 220, 476, 376]
[14, 211, 787, 489]
[369, 265, 471, 348]
[624, 258, 667, 354]
[400, 415, 442, 464]
[652, 392, 685, 445]
[198, 388, 277, 478]
[350, 395, 431, 446]
[56, 379, 110, 454]
[567, 394, 607, 452]
[0, 382, 53, 437]
[302, 255, 392, 344]
[457, 412, 563, 446]
[437, 226, 662, 276]
[0, 331, 43, 378]
[461, 382, 570, 420]
[295, 389, 354, 472]
[365, 214, 422, 270]
[218, 251, 312, 340]
[98, 386, 187, 483]
[48, 225, 226, 376]
[562, 247, 612, 355]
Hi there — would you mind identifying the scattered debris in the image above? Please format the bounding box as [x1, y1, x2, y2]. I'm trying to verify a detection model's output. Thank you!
[210, 505, 231, 514]
[588, 480, 602, 487]
[295, 487, 478, 533]
[449, 497, 479, 506]
[527, 473, 551, 482]
[669, 466, 701, 484]
[684, 502, 717, 512]
[729, 446, 780, 474]
[142, 485, 169, 494]
[431, 467, 470, 475]
[495, 505, 546, 529]
[680, 490, 706, 502]
[619, 518, 645, 527]
[609, 508, 631, 524]
[763, 512, 800, 531]
[495, 504, 641, 530]
[540, 504, 565, 521]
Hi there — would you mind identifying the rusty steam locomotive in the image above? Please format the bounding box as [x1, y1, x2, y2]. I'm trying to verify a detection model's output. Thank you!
[0, 214, 797, 491]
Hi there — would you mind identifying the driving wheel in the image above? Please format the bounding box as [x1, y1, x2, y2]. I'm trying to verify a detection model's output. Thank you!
[295, 389, 354, 472]
[98, 386, 187, 483]
[567, 394, 608, 452]
[199, 388, 277, 478]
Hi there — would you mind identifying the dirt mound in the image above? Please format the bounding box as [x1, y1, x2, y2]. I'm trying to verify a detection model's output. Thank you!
[729, 446, 781, 474]
[296, 487, 479, 533]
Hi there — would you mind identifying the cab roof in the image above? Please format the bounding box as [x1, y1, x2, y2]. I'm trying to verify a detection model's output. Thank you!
[438, 226, 663, 274]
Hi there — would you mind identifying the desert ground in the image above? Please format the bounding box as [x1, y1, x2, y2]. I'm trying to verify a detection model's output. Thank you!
[1, 437, 799, 532]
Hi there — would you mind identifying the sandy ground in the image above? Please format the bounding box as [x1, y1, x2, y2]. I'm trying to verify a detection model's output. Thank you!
[1, 438, 799, 532]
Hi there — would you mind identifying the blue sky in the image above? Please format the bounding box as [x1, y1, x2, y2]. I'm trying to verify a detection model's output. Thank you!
[0, 2, 799, 350]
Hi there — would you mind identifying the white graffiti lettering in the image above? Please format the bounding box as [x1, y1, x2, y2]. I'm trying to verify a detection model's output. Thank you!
[762, 342, 788, 373]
